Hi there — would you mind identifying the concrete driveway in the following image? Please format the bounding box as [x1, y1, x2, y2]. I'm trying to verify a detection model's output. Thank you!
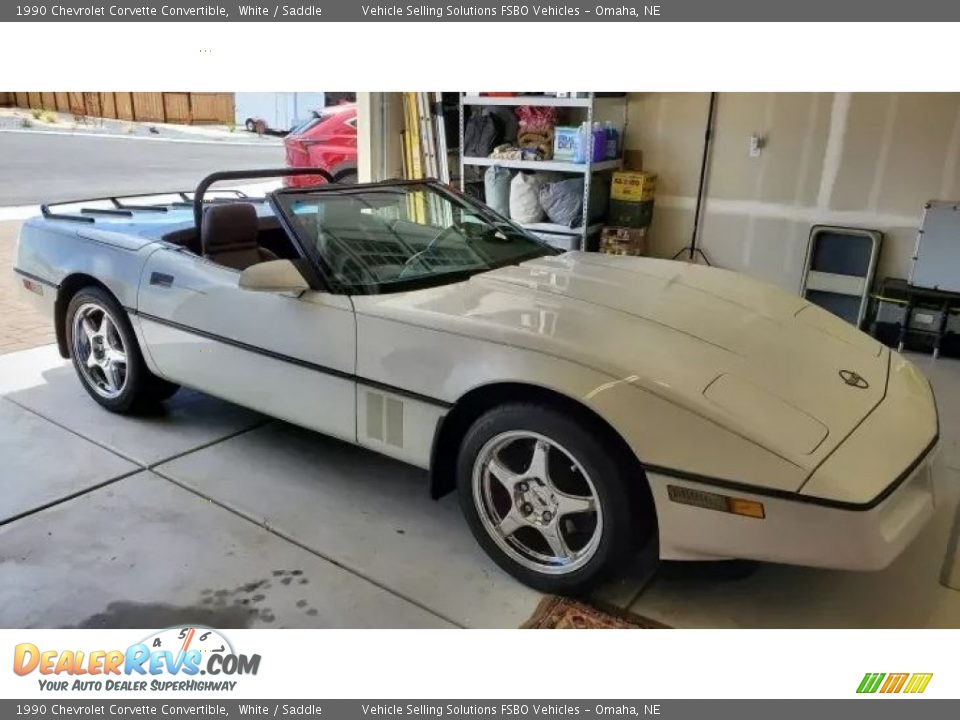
[1, 339, 958, 629]
[0, 344, 649, 628]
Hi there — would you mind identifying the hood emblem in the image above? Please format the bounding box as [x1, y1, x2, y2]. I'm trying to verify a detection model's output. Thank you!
[839, 369, 869, 389]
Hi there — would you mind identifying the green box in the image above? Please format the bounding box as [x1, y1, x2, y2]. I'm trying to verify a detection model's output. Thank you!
[607, 199, 654, 229]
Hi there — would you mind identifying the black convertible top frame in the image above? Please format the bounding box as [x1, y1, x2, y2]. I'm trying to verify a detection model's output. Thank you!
[40, 168, 394, 231]
[40, 189, 253, 224]
[192, 167, 335, 232]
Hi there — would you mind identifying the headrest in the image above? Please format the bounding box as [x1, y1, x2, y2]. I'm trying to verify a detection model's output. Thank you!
[201, 203, 259, 254]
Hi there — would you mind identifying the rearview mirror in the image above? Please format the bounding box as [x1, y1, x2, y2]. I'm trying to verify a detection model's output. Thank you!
[239, 259, 310, 293]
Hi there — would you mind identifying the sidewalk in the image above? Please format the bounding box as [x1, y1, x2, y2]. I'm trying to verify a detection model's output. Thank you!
[0, 107, 283, 146]
[0, 220, 54, 355]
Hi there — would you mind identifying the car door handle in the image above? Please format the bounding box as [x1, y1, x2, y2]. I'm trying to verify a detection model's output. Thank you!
[150, 272, 174, 288]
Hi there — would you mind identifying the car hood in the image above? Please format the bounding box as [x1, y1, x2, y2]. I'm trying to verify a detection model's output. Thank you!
[370, 252, 888, 467]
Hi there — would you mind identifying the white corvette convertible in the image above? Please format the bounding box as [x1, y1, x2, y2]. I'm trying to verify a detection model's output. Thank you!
[14, 170, 940, 593]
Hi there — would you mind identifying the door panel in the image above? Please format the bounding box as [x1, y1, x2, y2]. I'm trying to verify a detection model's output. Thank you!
[137, 248, 356, 442]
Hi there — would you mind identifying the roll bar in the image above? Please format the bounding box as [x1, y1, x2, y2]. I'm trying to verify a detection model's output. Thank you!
[192, 167, 336, 230]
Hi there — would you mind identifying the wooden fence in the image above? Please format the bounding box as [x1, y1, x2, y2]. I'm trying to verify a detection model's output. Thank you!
[0, 92, 235, 125]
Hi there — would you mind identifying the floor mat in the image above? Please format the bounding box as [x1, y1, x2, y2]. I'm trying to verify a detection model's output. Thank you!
[522, 595, 670, 629]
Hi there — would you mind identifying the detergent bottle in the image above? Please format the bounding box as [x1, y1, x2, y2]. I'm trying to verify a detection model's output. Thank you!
[604, 121, 619, 160]
[591, 122, 605, 162]
[574, 121, 589, 163]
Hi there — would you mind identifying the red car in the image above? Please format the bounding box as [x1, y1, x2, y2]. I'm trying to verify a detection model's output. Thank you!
[283, 103, 357, 187]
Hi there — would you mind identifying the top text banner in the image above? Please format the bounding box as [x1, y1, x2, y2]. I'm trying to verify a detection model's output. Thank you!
[5, 0, 960, 21]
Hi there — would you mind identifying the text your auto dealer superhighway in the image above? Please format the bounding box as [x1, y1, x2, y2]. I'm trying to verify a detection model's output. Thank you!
[48, 4, 228, 16]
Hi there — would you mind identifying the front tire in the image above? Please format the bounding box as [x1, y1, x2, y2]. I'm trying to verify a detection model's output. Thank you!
[66, 287, 179, 413]
[457, 403, 649, 595]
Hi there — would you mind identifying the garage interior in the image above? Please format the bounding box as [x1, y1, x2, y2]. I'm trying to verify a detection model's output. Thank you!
[1, 91, 959, 628]
[361, 93, 960, 299]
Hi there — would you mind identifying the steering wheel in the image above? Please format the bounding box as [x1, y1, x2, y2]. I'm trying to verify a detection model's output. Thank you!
[398, 226, 460, 279]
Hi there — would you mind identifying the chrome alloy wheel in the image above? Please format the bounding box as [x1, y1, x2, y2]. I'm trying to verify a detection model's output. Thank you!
[472, 431, 603, 575]
[71, 302, 128, 400]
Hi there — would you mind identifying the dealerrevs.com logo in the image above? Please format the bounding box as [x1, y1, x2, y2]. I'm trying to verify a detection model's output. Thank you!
[13, 627, 260, 692]
[857, 672, 933, 695]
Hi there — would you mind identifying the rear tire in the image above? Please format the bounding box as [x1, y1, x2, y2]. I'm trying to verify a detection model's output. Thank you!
[66, 286, 179, 414]
[457, 403, 651, 595]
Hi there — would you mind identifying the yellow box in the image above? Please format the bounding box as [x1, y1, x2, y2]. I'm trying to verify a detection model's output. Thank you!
[611, 171, 657, 202]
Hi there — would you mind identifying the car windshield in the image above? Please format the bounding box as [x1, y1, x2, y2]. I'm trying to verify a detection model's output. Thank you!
[273, 183, 558, 294]
[287, 111, 329, 136]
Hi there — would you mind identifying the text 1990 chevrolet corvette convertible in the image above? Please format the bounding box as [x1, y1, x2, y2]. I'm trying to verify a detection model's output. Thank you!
[14, 169, 940, 594]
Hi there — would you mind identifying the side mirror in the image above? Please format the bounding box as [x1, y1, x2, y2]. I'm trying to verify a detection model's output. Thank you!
[239, 259, 310, 293]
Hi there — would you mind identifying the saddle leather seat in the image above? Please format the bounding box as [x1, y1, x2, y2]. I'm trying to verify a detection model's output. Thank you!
[202, 203, 278, 270]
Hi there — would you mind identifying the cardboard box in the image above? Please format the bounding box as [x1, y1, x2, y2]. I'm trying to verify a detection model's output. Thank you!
[611, 170, 657, 202]
[607, 198, 654, 229]
[601, 227, 647, 256]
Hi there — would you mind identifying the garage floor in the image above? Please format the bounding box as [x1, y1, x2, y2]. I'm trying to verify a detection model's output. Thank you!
[0, 344, 648, 628]
[1, 343, 958, 628]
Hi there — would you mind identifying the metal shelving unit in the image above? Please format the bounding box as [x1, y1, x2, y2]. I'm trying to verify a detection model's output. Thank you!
[459, 93, 628, 251]
[461, 94, 627, 109]
[460, 156, 622, 173]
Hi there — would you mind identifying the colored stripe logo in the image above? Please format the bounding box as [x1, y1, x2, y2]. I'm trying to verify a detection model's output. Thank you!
[857, 672, 933, 694]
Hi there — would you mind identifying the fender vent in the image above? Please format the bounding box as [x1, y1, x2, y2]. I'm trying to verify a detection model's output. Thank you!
[365, 391, 404, 448]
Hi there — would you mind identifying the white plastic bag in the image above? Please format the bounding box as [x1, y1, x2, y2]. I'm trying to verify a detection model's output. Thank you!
[484, 165, 512, 217]
[509, 173, 545, 223]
